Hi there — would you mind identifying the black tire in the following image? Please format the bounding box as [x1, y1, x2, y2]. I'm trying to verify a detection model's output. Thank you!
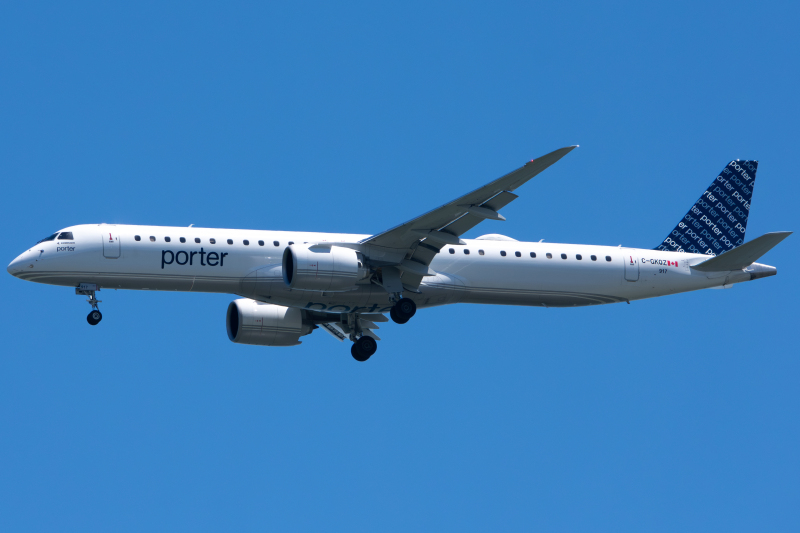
[351, 344, 367, 361]
[392, 298, 416, 323]
[390, 306, 408, 325]
[351, 343, 369, 362]
[87, 310, 102, 325]
[397, 298, 416, 318]
[357, 336, 377, 356]
[352, 336, 377, 361]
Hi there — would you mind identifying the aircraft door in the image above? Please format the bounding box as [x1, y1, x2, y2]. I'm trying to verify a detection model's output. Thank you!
[624, 254, 639, 282]
[103, 232, 120, 258]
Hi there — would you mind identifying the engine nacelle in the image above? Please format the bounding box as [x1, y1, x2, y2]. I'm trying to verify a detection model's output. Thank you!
[226, 299, 312, 347]
[282, 244, 368, 291]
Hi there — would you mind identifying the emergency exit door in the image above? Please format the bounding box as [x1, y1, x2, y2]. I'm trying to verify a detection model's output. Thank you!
[624, 254, 639, 281]
[103, 232, 120, 258]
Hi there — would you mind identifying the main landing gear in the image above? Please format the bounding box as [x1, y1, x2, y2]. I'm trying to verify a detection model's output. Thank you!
[347, 295, 416, 362]
[76, 284, 103, 326]
[343, 312, 379, 362]
[390, 297, 416, 324]
[351, 336, 378, 362]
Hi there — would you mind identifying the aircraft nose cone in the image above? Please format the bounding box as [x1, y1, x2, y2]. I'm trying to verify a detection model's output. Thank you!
[7, 252, 29, 278]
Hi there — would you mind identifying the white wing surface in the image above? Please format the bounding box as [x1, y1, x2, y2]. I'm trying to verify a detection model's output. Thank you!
[360, 146, 577, 290]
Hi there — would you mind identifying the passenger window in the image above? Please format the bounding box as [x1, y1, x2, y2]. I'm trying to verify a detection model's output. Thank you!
[464, 249, 470, 255]
[288, 241, 294, 245]
[606, 256, 612, 261]
[258, 240, 264, 246]
[227, 239, 233, 245]
[576, 254, 582, 260]
[150, 236, 155, 242]
[165, 237, 171, 243]
[530, 252, 536, 258]
[561, 253, 567, 259]
[243, 240, 250, 245]
[195, 238, 201, 243]
[180, 237, 186, 243]
[57, 232, 74, 240]
[478, 250, 485, 255]
[134, 235, 141, 241]
[515, 251, 521, 257]
[500, 251, 507, 256]
[449, 248, 455, 254]
[591, 255, 597, 261]
[273, 241, 280, 247]
[546, 253, 552, 259]
[209, 238, 216, 244]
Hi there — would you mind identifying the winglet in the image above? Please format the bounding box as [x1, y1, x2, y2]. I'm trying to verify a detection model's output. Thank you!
[691, 231, 791, 272]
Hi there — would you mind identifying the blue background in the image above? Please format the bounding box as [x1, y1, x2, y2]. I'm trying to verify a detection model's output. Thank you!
[1, 2, 798, 530]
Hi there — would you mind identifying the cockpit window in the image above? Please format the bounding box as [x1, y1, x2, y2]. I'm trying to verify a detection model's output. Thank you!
[57, 232, 74, 240]
[36, 233, 58, 244]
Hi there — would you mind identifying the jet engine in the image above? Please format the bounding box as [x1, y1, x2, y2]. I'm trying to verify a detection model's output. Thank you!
[282, 244, 369, 291]
[226, 299, 313, 346]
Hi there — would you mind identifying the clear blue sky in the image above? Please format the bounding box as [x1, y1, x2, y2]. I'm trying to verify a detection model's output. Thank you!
[1, 1, 798, 531]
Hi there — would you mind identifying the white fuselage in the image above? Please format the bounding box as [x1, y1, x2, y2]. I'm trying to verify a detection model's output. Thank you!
[8, 224, 750, 314]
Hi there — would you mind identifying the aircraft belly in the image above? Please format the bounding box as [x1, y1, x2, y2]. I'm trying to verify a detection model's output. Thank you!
[262, 284, 391, 314]
[459, 287, 622, 307]
[13, 271, 85, 287]
[254, 272, 464, 313]
[109, 273, 195, 291]
[451, 260, 625, 307]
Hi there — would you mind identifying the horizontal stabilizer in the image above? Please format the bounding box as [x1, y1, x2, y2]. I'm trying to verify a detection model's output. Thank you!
[691, 232, 792, 272]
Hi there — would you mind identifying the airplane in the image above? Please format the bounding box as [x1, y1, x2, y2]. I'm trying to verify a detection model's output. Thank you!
[7, 146, 791, 361]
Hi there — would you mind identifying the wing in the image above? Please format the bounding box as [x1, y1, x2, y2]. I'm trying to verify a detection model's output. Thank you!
[360, 145, 578, 291]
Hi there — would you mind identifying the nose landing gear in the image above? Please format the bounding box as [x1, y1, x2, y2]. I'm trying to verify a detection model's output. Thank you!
[87, 309, 103, 326]
[76, 284, 103, 326]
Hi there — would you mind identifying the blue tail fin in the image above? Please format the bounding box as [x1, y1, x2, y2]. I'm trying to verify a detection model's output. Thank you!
[655, 160, 758, 256]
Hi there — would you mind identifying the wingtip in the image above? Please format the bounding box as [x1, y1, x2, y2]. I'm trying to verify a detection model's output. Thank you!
[529, 145, 579, 162]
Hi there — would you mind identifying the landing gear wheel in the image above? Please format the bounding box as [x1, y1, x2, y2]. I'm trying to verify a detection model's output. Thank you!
[87, 310, 102, 326]
[390, 298, 416, 324]
[351, 344, 366, 362]
[351, 336, 378, 362]
[390, 307, 408, 324]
